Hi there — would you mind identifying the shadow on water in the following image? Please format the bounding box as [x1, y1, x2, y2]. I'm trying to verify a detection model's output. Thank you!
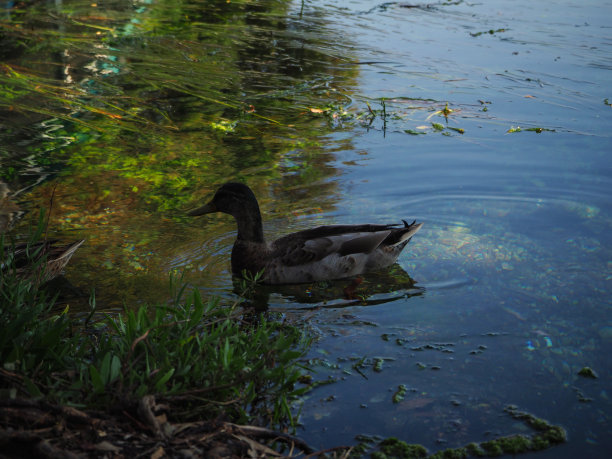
[232, 263, 424, 312]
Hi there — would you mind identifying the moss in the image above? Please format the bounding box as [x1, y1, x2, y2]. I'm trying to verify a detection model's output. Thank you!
[527, 416, 550, 431]
[429, 447, 468, 458]
[497, 435, 532, 454]
[537, 425, 567, 445]
[481, 432, 553, 457]
[504, 405, 567, 449]
[480, 440, 503, 456]
[578, 366, 598, 378]
[392, 384, 408, 403]
[531, 434, 553, 451]
[365, 407, 566, 458]
[465, 442, 485, 457]
[376, 437, 428, 458]
[351, 442, 370, 457]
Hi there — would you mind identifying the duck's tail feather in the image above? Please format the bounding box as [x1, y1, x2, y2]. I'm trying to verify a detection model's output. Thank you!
[385, 221, 423, 246]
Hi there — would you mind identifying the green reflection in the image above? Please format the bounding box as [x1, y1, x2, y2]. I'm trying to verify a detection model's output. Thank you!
[0, 0, 359, 307]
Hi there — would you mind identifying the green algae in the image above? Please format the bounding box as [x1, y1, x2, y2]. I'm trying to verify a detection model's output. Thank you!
[578, 366, 598, 378]
[392, 384, 408, 403]
[372, 437, 428, 459]
[360, 406, 565, 458]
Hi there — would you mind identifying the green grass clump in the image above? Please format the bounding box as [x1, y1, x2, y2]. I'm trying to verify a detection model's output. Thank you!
[1, 222, 85, 398]
[87, 283, 309, 426]
[1, 232, 309, 429]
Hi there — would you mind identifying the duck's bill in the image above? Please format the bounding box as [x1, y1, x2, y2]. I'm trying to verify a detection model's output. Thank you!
[187, 201, 217, 216]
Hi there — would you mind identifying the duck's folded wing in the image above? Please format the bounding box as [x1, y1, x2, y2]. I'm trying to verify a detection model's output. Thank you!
[271, 225, 396, 267]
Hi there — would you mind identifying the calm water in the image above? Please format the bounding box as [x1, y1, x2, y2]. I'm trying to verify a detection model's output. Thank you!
[1, 0, 611, 457]
[268, 1, 612, 456]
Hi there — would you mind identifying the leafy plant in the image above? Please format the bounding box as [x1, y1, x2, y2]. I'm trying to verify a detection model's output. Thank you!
[1, 222, 310, 429]
[1, 213, 85, 400]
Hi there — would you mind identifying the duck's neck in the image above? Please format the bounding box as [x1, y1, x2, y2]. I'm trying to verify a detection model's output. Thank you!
[233, 206, 265, 243]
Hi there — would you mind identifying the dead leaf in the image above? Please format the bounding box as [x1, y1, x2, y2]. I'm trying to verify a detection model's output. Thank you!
[233, 434, 283, 457]
[131, 329, 150, 351]
[94, 441, 121, 452]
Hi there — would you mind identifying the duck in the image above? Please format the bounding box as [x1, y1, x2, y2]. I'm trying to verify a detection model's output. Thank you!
[188, 182, 422, 285]
[3, 239, 84, 284]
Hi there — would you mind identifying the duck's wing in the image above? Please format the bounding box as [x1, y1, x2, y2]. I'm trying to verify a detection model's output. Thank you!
[271, 224, 401, 267]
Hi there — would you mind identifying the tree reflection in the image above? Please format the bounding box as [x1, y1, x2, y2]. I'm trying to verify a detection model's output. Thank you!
[1, 0, 362, 307]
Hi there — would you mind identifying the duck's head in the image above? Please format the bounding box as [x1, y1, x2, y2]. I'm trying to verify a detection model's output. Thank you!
[187, 182, 260, 219]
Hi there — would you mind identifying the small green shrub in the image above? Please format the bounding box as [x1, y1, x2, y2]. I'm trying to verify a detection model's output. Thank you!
[1, 225, 309, 429]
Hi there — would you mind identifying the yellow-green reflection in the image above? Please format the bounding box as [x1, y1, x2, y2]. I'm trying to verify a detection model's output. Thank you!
[0, 0, 359, 308]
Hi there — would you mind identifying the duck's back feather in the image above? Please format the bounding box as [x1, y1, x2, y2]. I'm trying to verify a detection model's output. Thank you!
[270, 221, 421, 268]
[262, 220, 422, 284]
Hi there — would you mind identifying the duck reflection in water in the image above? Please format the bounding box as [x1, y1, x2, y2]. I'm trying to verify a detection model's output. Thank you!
[231, 263, 424, 312]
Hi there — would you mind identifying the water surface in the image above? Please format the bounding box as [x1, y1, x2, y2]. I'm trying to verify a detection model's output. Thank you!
[287, 1, 612, 456]
[1, 0, 610, 457]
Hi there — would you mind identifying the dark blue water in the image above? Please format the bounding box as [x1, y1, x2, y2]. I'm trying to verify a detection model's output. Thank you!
[263, 0, 612, 456]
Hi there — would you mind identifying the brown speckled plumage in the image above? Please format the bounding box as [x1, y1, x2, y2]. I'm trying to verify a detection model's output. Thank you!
[188, 183, 422, 284]
[4, 239, 84, 283]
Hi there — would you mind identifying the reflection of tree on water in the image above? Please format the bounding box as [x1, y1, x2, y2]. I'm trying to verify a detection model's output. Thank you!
[1, 0, 362, 307]
[234, 263, 424, 311]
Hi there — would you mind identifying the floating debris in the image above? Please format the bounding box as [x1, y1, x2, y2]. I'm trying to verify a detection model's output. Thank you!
[578, 367, 598, 379]
[470, 28, 508, 37]
[573, 386, 593, 403]
[392, 384, 408, 403]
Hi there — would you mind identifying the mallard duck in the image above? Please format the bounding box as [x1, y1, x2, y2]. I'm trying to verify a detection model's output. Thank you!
[2, 239, 84, 283]
[188, 182, 422, 284]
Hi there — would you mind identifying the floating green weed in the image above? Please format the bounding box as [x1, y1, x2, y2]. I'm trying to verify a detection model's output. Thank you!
[404, 129, 426, 135]
[470, 28, 508, 37]
[373, 438, 427, 459]
[507, 126, 555, 134]
[392, 384, 408, 403]
[577, 366, 598, 378]
[363, 405, 565, 458]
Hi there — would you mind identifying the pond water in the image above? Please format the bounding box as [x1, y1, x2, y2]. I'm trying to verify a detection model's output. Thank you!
[1, 0, 611, 457]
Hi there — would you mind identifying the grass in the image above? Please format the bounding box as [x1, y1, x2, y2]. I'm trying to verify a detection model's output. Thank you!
[0, 224, 310, 430]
